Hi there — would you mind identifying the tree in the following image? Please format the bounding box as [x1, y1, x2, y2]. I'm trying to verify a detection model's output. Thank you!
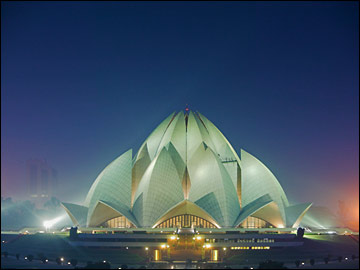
[1, 198, 39, 231]
[295, 260, 300, 268]
[310, 259, 315, 266]
[70, 258, 78, 267]
[296, 228, 305, 239]
[324, 257, 329, 264]
[16, 253, 20, 260]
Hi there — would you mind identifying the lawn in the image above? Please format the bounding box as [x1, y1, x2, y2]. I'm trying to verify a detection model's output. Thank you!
[1, 233, 145, 265]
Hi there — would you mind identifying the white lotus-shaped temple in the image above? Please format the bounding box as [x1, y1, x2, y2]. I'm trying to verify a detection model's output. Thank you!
[62, 111, 312, 229]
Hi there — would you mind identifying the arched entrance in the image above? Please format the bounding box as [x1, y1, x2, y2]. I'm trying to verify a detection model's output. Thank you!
[155, 214, 216, 228]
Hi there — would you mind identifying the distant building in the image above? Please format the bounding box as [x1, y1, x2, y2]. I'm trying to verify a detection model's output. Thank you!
[26, 159, 58, 208]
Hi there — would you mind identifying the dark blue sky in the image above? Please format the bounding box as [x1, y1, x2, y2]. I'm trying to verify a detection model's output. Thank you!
[1, 2, 359, 212]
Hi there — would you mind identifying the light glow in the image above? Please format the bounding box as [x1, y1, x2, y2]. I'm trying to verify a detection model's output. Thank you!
[154, 250, 160, 261]
[43, 215, 66, 230]
[212, 249, 218, 261]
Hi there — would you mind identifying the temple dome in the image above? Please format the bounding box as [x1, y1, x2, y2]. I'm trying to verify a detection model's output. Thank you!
[62, 110, 312, 229]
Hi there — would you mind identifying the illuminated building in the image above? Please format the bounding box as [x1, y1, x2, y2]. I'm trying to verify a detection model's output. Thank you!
[26, 159, 58, 208]
[62, 110, 312, 229]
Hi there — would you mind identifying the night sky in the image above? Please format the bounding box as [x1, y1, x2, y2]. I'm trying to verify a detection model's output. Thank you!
[1, 2, 358, 216]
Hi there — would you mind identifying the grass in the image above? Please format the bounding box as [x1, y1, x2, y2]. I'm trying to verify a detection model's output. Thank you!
[2, 234, 145, 264]
[2, 234, 358, 266]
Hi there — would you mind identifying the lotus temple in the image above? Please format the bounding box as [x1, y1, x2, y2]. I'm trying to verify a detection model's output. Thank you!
[62, 110, 312, 230]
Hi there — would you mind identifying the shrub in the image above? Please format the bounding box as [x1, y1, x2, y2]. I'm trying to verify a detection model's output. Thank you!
[27, 254, 34, 262]
[37, 253, 45, 260]
[338, 256, 342, 262]
[296, 228, 305, 239]
[324, 257, 329, 264]
[102, 261, 111, 269]
[295, 260, 300, 267]
[121, 264, 128, 269]
[310, 259, 315, 266]
[70, 258, 78, 267]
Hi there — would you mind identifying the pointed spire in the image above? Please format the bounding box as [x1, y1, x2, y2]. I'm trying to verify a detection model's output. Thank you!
[185, 104, 189, 113]
[185, 104, 189, 130]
